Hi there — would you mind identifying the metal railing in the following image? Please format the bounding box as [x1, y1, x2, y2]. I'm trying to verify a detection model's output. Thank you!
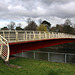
[0, 35, 9, 62]
[14, 51, 75, 64]
[0, 30, 75, 42]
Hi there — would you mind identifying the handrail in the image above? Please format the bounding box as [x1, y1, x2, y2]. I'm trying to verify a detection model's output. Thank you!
[0, 30, 75, 42]
[0, 35, 10, 62]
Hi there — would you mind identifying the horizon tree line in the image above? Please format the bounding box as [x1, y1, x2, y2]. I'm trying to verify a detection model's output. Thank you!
[0, 18, 75, 35]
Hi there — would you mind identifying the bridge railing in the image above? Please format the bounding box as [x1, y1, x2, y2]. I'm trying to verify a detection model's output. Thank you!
[0, 30, 75, 42]
[0, 35, 9, 62]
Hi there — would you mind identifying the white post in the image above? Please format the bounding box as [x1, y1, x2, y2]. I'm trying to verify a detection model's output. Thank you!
[33, 31, 35, 40]
[29, 32, 31, 40]
[48, 52, 50, 61]
[39, 32, 41, 40]
[49, 32, 51, 39]
[65, 54, 67, 63]
[16, 31, 18, 42]
[34, 51, 36, 59]
[23, 32, 25, 41]
[25, 31, 27, 41]
[44, 32, 47, 39]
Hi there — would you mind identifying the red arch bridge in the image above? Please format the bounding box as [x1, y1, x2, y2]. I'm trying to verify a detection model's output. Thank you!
[0, 30, 75, 62]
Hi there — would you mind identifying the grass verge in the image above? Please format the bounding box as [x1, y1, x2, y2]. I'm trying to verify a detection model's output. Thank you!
[0, 57, 75, 75]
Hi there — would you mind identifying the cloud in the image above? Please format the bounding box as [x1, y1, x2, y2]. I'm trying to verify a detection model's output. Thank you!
[0, 0, 75, 27]
[6, 0, 75, 18]
[45, 2, 75, 18]
[41, 0, 75, 5]
[0, 1, 8, 12]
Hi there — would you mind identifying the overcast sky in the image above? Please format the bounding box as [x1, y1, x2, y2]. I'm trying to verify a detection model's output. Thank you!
[0, 0, 75, 28]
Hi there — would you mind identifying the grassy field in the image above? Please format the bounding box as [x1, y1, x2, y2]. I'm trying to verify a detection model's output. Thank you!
[0, 57, 75, 75]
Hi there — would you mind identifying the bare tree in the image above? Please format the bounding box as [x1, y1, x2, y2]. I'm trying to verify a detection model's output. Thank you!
[64, 19, 72, 26]
[7, 21, 15, 30]
[26, 18, 32, 24]
[25, 21, 37, 31]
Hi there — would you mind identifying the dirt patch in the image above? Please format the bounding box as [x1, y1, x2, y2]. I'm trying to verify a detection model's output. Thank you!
[8, 64, 22, 68]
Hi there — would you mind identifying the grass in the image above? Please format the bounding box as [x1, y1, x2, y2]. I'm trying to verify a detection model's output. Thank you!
[0, 57, 75, 75]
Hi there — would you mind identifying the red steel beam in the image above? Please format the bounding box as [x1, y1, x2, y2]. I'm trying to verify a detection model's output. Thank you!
[9, 38, 75, 55]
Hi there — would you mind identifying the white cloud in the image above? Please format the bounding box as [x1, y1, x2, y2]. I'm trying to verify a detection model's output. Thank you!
[0, 1, 8, 12]
[0, 21, 9, 28]
[0, 0, 75, 27]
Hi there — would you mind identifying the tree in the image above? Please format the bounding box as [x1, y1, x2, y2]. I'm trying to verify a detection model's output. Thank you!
[62, 25, 73, 34]
[1, 27, 8, 30]
[50, 24, 63, 32]
[26, 18, 32, 24]
[7, 21, 15, 30]
[41, 20, 51, 31]
[64, 19, 72, 26]
[24, 21, 37, 31]
[16, 23, 23, 30]
[16, 26, 23, 30]
[62, 19, 73, 34]
[37, 24, 47, 31]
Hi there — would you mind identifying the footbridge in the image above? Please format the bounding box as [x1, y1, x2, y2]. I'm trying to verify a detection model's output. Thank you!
[0, 30, 75, 62]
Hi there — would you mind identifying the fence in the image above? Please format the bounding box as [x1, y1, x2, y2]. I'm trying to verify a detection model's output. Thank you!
[14, 51, 75, 64]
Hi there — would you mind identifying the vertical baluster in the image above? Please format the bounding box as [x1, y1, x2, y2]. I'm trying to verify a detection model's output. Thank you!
[33, 31, 35, 40]
[16, 31, 18, 42]
[39, 31, 41, 40]
[52, 32, 54, 38]
[23, 31, 25, 41]
[44, 32, 47, 39]
[25, 31, 27, 41]
[29, 32, 31, 40]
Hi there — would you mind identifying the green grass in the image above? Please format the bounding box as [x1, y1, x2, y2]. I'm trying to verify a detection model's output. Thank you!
[0, 57, 75, 75]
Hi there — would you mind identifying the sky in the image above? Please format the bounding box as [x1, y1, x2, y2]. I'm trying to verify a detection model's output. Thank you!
[0, 0, 75, 28]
